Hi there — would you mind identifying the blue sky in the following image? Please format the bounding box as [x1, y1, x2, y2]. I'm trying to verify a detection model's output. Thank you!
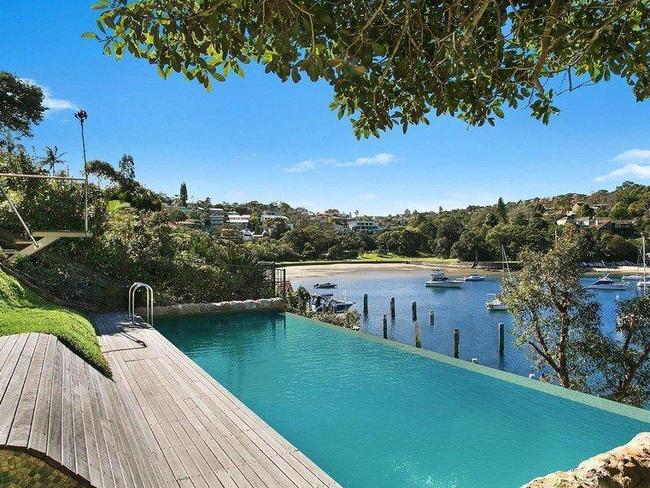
[2, 1, 650, 215]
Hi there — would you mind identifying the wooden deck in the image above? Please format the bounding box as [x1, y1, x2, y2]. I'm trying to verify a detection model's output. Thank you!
[94, 313, 341, 488]
[0, 332, 164, 488]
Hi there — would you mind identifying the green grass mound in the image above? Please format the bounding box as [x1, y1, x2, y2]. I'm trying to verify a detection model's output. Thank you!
[0, 269, 111, 377]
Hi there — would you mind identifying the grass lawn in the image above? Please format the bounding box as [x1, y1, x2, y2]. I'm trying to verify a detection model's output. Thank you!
[280, 253, 459, 266]
[357, 252, 459, 264]
[0, 269, 111, 377]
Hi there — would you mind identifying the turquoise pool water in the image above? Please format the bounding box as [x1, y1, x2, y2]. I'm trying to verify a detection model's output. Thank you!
[156, 311, 649, 488]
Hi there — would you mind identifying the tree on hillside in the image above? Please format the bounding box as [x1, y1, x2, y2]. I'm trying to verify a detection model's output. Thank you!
[89, 2, 650, 138]
[40, 146, 66, 176]
[179, 181, 188, 207]
[119, 153, 135, 180]
[501, 239, 601, 390]
[578, 203, 595, 218]
[497, 197, 508, 223]
[501, 237, 650, 406]
[0, 71, 45, 138]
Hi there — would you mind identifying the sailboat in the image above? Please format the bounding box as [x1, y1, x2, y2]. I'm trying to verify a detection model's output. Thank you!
[636, 236, 648, 293]
[485, 245, 510, 311]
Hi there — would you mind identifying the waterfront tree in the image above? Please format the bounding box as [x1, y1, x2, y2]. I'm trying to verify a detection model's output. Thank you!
[89, 1, 650, 138]
[501, 239, 604, 390]
[0, 71, 45, 138]
[501, 237, 650, 406]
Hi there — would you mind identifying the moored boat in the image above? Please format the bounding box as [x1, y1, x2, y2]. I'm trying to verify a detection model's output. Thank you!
[425, 269, 465, 288]
[485, 293, 507, 311]
[314, 282, 337, 289]
[462, 275, 486, 282]
[310, 293, 354, 313]
[588, 274, 630, 290]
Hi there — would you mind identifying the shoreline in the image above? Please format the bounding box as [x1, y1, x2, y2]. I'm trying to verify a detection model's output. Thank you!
[284, 261, 642, 279]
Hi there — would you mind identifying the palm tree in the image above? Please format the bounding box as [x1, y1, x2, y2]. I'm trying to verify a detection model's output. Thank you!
[41, 146, 66, 176]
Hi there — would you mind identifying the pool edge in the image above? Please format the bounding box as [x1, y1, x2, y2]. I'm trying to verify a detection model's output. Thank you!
[286, 312, 650, 424]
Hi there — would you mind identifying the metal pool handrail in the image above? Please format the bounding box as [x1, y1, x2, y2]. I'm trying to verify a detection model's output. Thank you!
[129, 282, 154, 325]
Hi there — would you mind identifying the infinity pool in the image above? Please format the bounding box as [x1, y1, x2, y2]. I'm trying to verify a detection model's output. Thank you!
[156, 311, 650, 488]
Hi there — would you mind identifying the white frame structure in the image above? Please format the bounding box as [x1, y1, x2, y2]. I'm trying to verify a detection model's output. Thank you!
[129, 282, 154, 326]
[0, 172, 91, 260]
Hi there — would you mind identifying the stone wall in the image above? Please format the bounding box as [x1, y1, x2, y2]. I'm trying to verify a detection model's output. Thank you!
[523, 432, 650, 488]
[136, 297, 285, 317]
[0, 449, 83, 488]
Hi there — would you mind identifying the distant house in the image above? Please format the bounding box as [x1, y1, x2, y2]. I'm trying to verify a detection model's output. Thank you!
[594, 219, 635, 231]
[209, 208, 225, 226]
[227, 212, 250, 228]
[575, 216, 593, 227]
[348, 219, 381, 234]
[556, 216, 571, 226]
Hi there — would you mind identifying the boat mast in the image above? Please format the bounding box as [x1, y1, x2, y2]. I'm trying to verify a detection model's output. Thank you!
[641, 235, 647, 295]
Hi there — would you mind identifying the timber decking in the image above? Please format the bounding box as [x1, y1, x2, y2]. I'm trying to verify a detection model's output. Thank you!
[0, 333, 164, 488]
[94, 313, 341, 488]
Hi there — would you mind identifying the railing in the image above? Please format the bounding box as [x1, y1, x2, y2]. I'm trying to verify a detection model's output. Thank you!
[0, 172, 90, 236]
[129, 282, 154, 325]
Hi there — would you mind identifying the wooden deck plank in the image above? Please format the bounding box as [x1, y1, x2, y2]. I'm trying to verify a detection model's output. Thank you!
[0, 334, 38, 445]
[7, 334, 48, 448]
[92, 314, 341, 488]
[28, 334, 57, 455]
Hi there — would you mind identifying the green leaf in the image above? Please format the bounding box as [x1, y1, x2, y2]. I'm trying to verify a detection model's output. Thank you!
[81, 32, 98, 40]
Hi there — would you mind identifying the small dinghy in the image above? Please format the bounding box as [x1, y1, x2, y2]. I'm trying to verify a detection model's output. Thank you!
[314, 282, 337, 289]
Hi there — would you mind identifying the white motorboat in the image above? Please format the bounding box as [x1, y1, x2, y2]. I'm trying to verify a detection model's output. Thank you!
[485, 293, 507, 311]
[425, 269, 464, 288]
[462, 275, 486, 282]
[310, 293, 354, 313]
[622, 274, 644, 281]
[588, 274, 630, 290]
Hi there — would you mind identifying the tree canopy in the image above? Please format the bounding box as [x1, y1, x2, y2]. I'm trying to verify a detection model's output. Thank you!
[0, 71, 45, 137]
[89, 1, 650, 138]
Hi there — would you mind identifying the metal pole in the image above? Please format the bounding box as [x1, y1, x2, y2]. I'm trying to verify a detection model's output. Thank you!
[75, 110, 89, 234]
[453, 328, 460, 359]
[498, 323, 505, 355]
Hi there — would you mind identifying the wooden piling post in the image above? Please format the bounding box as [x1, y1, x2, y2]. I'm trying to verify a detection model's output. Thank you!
[453, 328, 460, 359]
[390, 297, 395, 319]
[411, 301, 417, 322]
[498, 323, 505, 356]
[382, 314, 388, 339]
[363, 293, 368, 315]
[429, 309, 434, 326]
[414, 321, 422, 348]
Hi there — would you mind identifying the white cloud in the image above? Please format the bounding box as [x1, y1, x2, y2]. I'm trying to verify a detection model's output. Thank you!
[595, 163, 650, 182]
[612, 149, 650, 162]
[21, 79, 78, 112]
[336, 153, 397, 167]
[282, 153, 398, 172]
[281, 158, 335, 173]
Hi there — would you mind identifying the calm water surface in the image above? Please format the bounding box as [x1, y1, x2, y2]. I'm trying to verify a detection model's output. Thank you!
[292, 269, 641, 376]
[156, 311, 649, 488]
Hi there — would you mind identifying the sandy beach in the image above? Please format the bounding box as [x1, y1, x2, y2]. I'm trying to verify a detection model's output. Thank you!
[286, 262, 469, 279]
[284, 262, 642, 279]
